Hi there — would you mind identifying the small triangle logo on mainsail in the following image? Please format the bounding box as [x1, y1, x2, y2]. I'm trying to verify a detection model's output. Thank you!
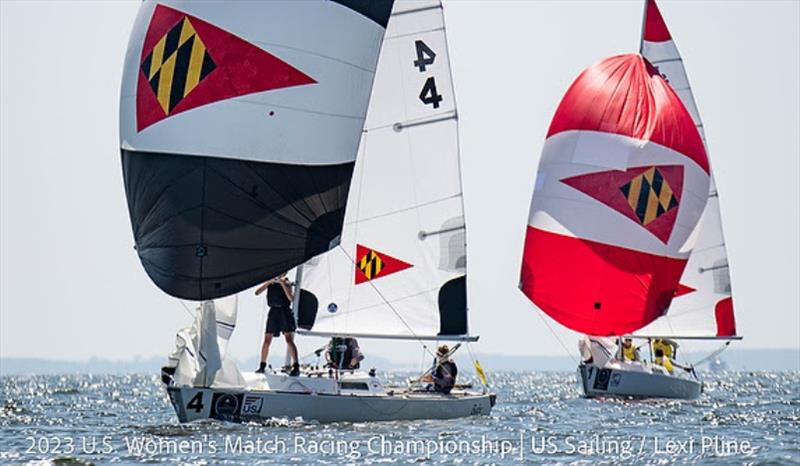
[561, 164, 684, 244]
[136, 4, 316, 131]
[354, 244, 413, 285]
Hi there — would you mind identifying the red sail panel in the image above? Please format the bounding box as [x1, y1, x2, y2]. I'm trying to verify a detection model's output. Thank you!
[521, 227, 687, 335]
[547, 54, 708, 174]
[520, 53, 709, 336]
[643, 0, 672, 43]
[714, 298, 736, 337]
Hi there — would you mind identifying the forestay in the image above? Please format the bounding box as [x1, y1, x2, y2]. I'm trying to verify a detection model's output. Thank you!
[119, 0, 392, 300]
[298, 0, 472, 341]
[633, 0, 737, 338]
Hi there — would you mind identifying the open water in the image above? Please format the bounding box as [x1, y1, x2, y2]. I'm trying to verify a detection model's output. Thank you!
[1, 371, 798, 465]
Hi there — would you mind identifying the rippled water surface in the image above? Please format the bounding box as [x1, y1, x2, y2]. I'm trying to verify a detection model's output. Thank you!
[1, 372, 798, 465]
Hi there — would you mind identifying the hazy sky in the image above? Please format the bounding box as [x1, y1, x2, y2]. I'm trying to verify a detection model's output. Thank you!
[1, 1, 798, 367]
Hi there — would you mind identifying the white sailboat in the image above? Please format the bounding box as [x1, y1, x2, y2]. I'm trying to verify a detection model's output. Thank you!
[520, 0, 740, 400]
[120, 0, 493, 423]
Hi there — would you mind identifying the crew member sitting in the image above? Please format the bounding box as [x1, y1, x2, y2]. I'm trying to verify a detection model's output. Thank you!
[653, 348, 674, 373]
[424, 345, 458, 394]
[325, 337, 363, 370]
[621, 338, 640, 362]
[654, 348, 692, 374]
[652, 338, 675, 359]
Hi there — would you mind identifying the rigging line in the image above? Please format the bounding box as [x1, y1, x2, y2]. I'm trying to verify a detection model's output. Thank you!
[464, 341, 487, 390]
[178, 299, 196, 318]
[532, 305, 579, 365]
[334, 244, 437, 361]
[692, 341, 731, 367]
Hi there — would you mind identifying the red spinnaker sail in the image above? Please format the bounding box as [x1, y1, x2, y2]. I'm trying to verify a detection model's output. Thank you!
[520, 54, 709, 336]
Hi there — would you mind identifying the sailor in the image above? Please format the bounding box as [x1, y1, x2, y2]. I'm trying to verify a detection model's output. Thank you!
[653, 348, 674, 373]
[424, 345, 458, 394]
[652, 338, 675, 359]
[621, 338, 640, 362]
[654, 348, 692, 374]
[254, 273, 300, 376]
[325, 337, 364, 370]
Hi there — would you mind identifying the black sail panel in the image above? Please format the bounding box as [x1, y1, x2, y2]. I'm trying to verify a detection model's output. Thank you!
[123, 150, 353, 300]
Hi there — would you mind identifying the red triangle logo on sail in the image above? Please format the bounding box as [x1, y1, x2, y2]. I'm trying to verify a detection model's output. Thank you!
[136, 4, 316, 131]
[561, 165, 684, 244]
[354, 244, 413, 285]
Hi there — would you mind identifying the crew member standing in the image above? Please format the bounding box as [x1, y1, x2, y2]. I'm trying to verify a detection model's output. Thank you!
[255, 273, 299, 376]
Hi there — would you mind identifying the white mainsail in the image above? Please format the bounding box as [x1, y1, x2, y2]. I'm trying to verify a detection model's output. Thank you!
[634, 0, 737, 339]
[298, 0, 471, 341]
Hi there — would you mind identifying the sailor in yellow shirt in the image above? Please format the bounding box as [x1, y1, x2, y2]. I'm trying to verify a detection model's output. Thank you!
[654, 347, 692, 375]
[654, 348, 674, 373]
[621, 338, 640, 362]
[652, 338, 675, 359]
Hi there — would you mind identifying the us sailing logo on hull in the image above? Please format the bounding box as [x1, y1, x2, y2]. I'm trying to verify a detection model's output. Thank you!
[136, 4, 316, 131]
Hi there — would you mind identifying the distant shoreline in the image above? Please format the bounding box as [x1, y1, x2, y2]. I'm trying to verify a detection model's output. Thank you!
[2, 348, 797, 375]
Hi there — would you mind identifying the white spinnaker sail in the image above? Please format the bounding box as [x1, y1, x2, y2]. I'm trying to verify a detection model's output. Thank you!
[299, 0, 471, 340]
[634, 0, 736, 338]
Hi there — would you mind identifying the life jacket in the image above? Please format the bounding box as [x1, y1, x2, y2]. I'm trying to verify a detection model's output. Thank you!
[655, 356, 673, 374]
[652, 339, 674, 358]
[267, 283, 290, 308]
[434, 360, 458, 394]
[328, 337, 354, 369]
[622, 345, 637, 361]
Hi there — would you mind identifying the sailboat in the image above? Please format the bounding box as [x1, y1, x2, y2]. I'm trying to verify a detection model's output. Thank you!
[519, 0, 740, 399]
[120, 0, 493, 423]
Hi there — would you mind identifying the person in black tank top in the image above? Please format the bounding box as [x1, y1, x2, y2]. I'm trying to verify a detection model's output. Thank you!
[254, 273, 299, 376]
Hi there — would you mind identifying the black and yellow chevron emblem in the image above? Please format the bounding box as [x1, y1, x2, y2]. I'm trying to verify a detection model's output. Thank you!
[358, 250, 384, 281]
[620, 167, 678, 225]
[140, 17, 216, 115]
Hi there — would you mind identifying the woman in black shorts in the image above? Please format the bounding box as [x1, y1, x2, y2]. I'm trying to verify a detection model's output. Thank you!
[254, 273, 299, 376]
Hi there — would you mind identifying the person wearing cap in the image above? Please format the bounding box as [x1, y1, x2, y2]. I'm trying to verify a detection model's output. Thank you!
[424, 344, 458, 394]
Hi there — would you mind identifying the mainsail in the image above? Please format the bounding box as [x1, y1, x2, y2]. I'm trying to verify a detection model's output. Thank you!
[519, 53, 711, 336]
[296, 0, 471, 341]
[633, 0, 737, 338]
[119, 0, 393, 300]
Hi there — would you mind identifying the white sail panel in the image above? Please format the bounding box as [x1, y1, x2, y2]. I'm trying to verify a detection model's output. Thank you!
[120, 0, 387, 165]
[635, 0, 736, 338]
[298, 0, 471, 340]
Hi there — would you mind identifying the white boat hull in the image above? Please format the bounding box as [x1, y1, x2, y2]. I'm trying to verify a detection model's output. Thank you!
[577, 363, 702, 399]
[166, 386, 495, 423]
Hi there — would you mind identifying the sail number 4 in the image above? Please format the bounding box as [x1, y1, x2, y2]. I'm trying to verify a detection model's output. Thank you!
[414, 40, 442, 109]
[186, 392, 204, 413]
